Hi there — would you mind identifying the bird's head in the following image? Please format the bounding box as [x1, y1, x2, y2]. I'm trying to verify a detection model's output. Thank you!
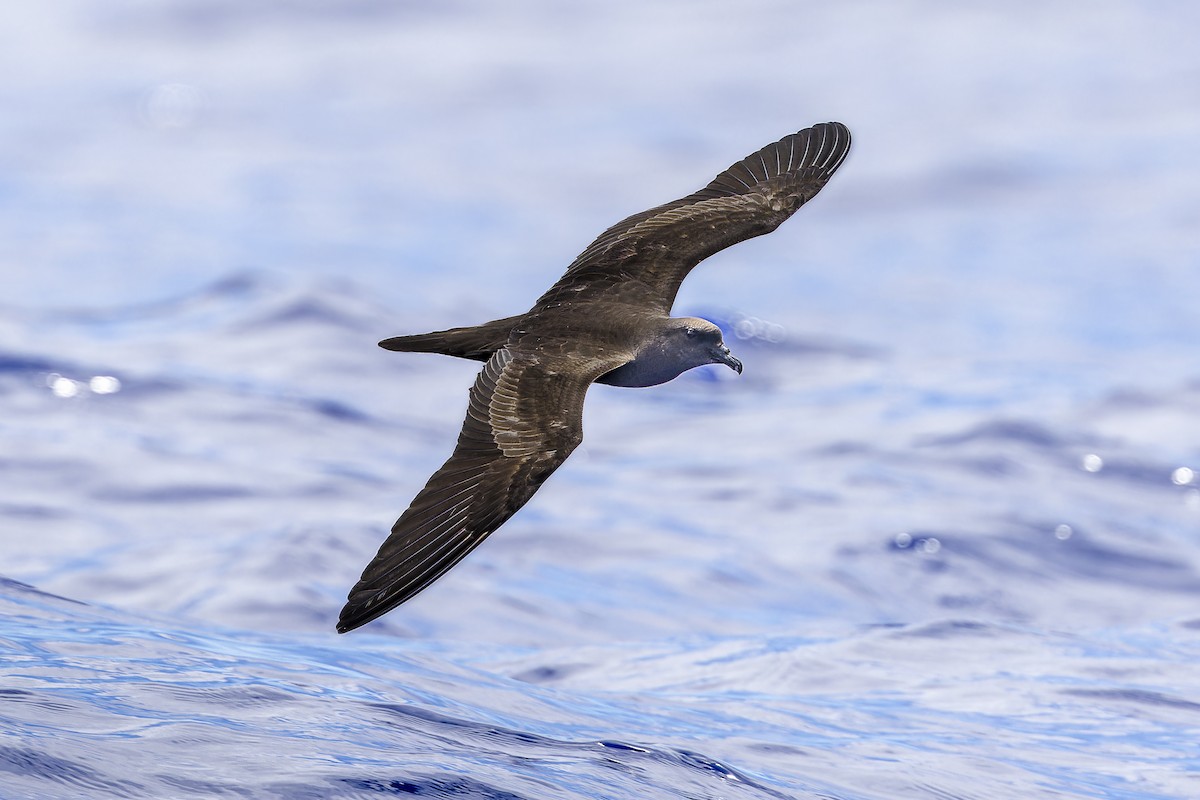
[669, 317, 743, 375]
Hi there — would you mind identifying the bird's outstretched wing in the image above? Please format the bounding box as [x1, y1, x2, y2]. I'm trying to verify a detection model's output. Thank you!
[536, 122, 851, 313]
[337, 344, 619, 633]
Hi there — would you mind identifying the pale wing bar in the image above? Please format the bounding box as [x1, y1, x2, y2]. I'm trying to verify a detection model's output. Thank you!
[337, 348, 591, 633]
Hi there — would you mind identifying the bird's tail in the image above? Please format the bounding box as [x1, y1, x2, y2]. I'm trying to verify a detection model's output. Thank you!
[378, 314, 521, 362]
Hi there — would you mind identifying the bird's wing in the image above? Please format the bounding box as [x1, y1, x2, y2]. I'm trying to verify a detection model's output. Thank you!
[337, 343, 620, 633]
[536, 122, 851, 313]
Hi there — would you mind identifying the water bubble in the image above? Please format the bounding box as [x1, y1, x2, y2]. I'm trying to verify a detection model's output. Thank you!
[920, 537, 941, 554]
[1081, 453, 1104, 473]
[49, 375, 80, 398]
[731, 315, 786, 343]
[1054, 524, 1073, 540]
[89, 376, 122, 395]
[894, 532, 913, 548]
[1171, 467, 1194, 486]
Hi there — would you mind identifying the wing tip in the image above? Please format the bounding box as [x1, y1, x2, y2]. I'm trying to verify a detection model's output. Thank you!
[337, 582, 415, 633]
[783, 121, 852, 175]
[702, 121, 852, 200]
[336, 594, 377, 634]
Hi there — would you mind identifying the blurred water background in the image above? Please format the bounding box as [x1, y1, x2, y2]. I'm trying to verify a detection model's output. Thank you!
[3, 2, 1200, 798]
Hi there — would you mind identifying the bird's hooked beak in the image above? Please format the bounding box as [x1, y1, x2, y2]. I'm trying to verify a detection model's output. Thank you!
[714, 344, 743, 375]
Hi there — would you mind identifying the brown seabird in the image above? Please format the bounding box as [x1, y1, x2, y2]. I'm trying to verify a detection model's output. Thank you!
[338, 122, 852, 633]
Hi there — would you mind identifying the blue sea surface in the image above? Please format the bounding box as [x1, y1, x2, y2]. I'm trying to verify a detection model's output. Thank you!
[3, 2, 1200, 798]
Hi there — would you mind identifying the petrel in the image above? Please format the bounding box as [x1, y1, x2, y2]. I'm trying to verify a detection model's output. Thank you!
[338, 122, 851, 633]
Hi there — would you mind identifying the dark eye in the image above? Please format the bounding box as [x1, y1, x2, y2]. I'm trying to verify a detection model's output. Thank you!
[685, 327, 697, 338]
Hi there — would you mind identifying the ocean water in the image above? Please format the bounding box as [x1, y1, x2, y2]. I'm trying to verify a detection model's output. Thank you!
[3, 2, 1200, 798]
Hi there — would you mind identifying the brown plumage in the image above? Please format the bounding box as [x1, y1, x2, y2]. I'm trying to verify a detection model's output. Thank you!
[338, 122, 851, 633]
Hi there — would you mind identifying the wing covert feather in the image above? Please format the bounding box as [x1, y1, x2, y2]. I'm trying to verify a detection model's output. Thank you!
[337, 345, 616, 632]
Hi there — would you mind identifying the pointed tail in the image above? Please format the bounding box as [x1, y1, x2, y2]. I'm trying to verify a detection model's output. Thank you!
[379, 314, 522, 362]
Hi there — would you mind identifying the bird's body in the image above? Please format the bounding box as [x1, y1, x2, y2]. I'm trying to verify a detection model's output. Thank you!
[338, 122, 852, 633]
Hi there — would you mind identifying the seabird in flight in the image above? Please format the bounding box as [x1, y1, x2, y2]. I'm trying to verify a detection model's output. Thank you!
[338, 122, 852, 633]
